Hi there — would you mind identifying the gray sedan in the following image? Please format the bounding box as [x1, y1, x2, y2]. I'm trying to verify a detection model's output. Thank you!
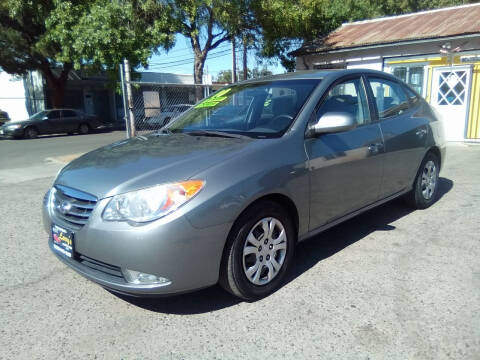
[42, 70, 446, 300]
[0, 109, 101, 138]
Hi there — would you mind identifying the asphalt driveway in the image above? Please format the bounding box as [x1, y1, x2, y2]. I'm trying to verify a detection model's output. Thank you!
[0, 138, 479, 359]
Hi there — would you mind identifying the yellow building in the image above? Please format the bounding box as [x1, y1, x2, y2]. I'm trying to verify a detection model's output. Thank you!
[292, 4, 480, 141]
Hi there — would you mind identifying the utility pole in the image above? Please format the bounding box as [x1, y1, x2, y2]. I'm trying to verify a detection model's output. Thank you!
[123, 59, 136, 138]
[119, 63, 129, 137]
[231, 37, 237, 83]
[242, 35, 248, 81]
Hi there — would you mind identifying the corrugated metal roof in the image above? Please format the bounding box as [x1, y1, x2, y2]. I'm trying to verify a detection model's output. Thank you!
[292, 3, 480, 56]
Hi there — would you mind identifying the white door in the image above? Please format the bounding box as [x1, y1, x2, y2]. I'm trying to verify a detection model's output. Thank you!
[431, 66, 472, 141]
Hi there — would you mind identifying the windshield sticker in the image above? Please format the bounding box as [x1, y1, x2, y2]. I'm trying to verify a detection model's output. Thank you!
[195, 88, 231, 108]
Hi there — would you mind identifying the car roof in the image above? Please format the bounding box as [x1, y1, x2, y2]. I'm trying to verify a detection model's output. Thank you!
[238, 69, 398, 84]
[44, 108, 81, 112]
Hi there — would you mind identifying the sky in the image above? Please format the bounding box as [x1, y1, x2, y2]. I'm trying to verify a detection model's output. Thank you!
[140, 34, 286, 80]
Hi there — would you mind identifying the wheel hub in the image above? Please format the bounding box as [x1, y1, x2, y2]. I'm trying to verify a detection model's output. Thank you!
[421, 160, 437, 200]
[242, 217, 287, 286]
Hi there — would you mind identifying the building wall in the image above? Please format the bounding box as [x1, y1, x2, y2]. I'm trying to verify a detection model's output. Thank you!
[384, 54, 480, 140]
[0, 71, 29, 121]
[295, 39, 480, 140]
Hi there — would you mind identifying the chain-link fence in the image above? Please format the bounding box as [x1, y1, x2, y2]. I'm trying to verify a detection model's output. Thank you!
[128, 82, 211, 133]
[119, 60, 215, 137]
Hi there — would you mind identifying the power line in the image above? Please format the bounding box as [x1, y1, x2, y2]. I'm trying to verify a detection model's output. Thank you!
[147, 49, 232, 69]
[152, 41, 230, 59]
[153, 42, 231, 61]
[149, 47, 231, 66]
[148, 52, 231, 71]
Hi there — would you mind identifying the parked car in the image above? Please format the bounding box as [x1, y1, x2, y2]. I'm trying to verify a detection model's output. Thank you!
[144, 104, 193, 128]
[0, 109, 10, 126]
[0, 109, 102, 139]
[43, 70, 446, 300]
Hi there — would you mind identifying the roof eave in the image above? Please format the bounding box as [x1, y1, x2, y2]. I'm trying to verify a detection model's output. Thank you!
[291, 33, 480, 57]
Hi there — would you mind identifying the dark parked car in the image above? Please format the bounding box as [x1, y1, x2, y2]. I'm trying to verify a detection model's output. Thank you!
[0, 109, 102, 139]
[43, 70, 446, 300]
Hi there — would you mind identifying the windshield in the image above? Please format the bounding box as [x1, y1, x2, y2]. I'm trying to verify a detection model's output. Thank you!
[166, 79, 319, 138]
[29, 110, 49, 121]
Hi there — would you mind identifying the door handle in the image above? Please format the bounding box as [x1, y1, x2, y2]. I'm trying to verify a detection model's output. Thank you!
[416, 128, 427, 138]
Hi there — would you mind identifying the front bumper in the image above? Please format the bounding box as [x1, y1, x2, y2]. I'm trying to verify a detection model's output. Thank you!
[43, 191, 231, 296]
[0, 127, 23, 137]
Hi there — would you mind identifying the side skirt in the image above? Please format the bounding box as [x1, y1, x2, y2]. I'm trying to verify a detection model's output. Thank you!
[298, 188, 411, 242]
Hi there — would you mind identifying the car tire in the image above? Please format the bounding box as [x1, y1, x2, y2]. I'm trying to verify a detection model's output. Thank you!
[219, 201, 295, 301]
[78, 123, 90, 135]
[24, 126, 38, 139]
[405, 152, 440, 209]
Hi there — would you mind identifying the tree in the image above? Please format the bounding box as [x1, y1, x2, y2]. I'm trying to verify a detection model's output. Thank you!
[250, 0, 476, 71]
[215, 66, 272, 82]
[0, 0, 174, 108]
[157, 0, 251, 86]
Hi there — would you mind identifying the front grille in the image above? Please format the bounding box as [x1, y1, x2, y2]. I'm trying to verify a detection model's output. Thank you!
[52, 185, 97, 227]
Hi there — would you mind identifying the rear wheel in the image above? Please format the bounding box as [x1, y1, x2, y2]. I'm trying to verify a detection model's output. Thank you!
[78, 123, 89, 135]
[406, 152, 440, 209]
[220, 201, 295, 300]
[24, 126, 38, 139]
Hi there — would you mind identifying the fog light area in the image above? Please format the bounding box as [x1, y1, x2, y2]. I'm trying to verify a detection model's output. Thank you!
[122, 269, 171, 286]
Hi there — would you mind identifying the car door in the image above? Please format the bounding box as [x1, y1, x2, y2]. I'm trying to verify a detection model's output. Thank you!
[42, 110, 63, 134]
[61, 110, 80, 132]
[365, 76, 428, 198]
[305, 76, 385, 230]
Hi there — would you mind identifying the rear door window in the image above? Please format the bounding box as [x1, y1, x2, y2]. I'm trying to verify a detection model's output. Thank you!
[62, 110, 77, 118]
[47, 110, 61, 120]
[367, 77, 409, 119]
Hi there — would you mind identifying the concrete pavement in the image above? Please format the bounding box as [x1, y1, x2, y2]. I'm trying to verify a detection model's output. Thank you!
[0, 137, 479, 359]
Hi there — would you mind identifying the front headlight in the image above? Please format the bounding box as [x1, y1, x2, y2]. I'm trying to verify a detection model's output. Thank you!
[6, 124, 22, 130]
[102, 180, 205, 223]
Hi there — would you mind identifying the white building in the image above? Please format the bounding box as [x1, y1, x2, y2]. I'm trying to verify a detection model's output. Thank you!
[291, 4, 480, 141]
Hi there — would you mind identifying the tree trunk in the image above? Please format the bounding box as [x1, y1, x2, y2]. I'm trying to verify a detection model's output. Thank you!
[231, 38, 237, 83]
[40, 62, 73, 108]
[242, 35, 248, 81]
[193, 56, 205, 102]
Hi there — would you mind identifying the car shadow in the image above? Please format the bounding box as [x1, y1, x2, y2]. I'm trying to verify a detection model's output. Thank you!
[112, 177, 453, 314]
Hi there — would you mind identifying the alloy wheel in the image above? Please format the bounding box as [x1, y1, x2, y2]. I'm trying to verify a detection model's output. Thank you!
[421, 160, 437, 200]
[242, 217, 287, 286]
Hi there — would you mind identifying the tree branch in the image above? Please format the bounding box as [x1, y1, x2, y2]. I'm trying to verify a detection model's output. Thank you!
[210, 34, 231, 50]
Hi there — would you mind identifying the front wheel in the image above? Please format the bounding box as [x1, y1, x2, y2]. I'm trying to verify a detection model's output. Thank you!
[406, 152, 440, 209]
[78, 123, 89, 135]
[220, 201, 295, 300]
[24, 126, 38, 139]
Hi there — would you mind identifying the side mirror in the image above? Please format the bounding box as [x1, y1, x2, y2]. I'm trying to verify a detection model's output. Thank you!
[309, 112, 356, 136]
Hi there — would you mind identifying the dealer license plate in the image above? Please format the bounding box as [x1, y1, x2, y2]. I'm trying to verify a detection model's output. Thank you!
[52, 225, 74, 258]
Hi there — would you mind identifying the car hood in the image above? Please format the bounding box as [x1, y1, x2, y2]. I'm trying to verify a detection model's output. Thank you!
[1, 119, 32, 127]
[55, 133, 259, 199]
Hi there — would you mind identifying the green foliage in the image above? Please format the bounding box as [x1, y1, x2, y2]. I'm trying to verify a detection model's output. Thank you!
[0, 0, 175, 106]
[46, 0, 175, 72]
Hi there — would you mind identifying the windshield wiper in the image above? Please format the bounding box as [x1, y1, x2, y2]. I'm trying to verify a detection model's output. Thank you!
[185, 130, 249, 139]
